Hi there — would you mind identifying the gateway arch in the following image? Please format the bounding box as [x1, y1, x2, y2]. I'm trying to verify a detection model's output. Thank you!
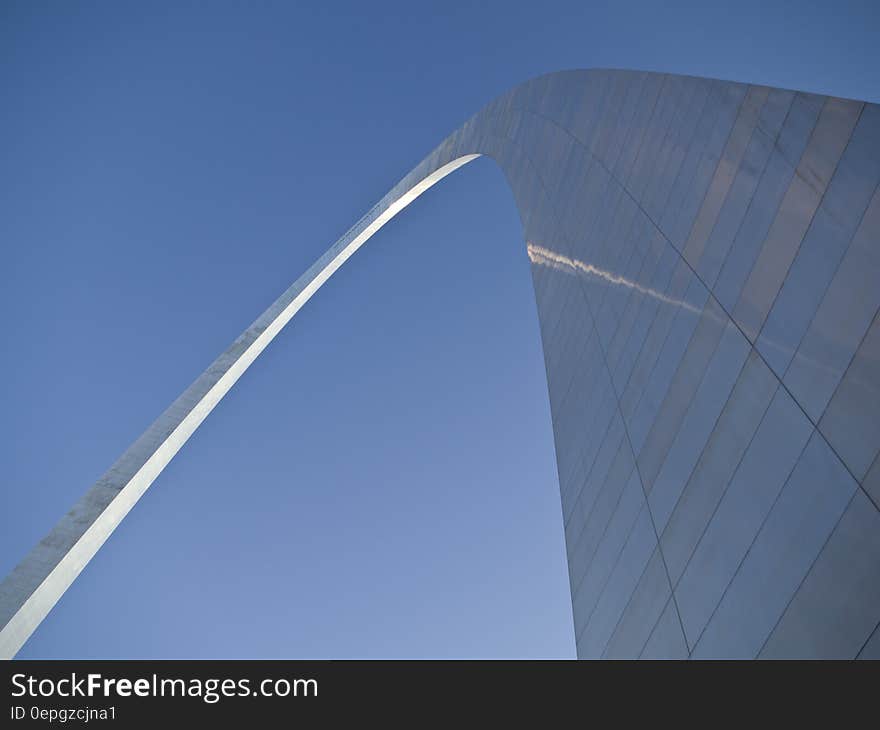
[2, 69, 880, 659]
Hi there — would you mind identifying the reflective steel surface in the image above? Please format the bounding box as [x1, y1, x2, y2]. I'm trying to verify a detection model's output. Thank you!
[2, 69, 879, 659]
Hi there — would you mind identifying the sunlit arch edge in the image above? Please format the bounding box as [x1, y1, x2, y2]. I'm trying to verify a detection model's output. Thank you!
[0, 151, 483, 658]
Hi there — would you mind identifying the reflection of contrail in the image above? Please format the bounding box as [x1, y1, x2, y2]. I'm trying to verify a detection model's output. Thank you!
[526, 242, 702, 315]
[527, 243, 849, 390]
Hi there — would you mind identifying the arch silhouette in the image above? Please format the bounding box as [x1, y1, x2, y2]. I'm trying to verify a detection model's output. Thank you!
[2, 69, 879, 659]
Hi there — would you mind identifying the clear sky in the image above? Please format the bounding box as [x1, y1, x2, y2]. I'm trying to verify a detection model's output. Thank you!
[1, 1, 878, 658]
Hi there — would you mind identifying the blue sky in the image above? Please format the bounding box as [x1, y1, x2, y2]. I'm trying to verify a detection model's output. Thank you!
[1, 1, 878, 658]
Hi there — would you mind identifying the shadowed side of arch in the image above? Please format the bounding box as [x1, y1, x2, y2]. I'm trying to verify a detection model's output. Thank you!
[3, 69, 880, 659]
